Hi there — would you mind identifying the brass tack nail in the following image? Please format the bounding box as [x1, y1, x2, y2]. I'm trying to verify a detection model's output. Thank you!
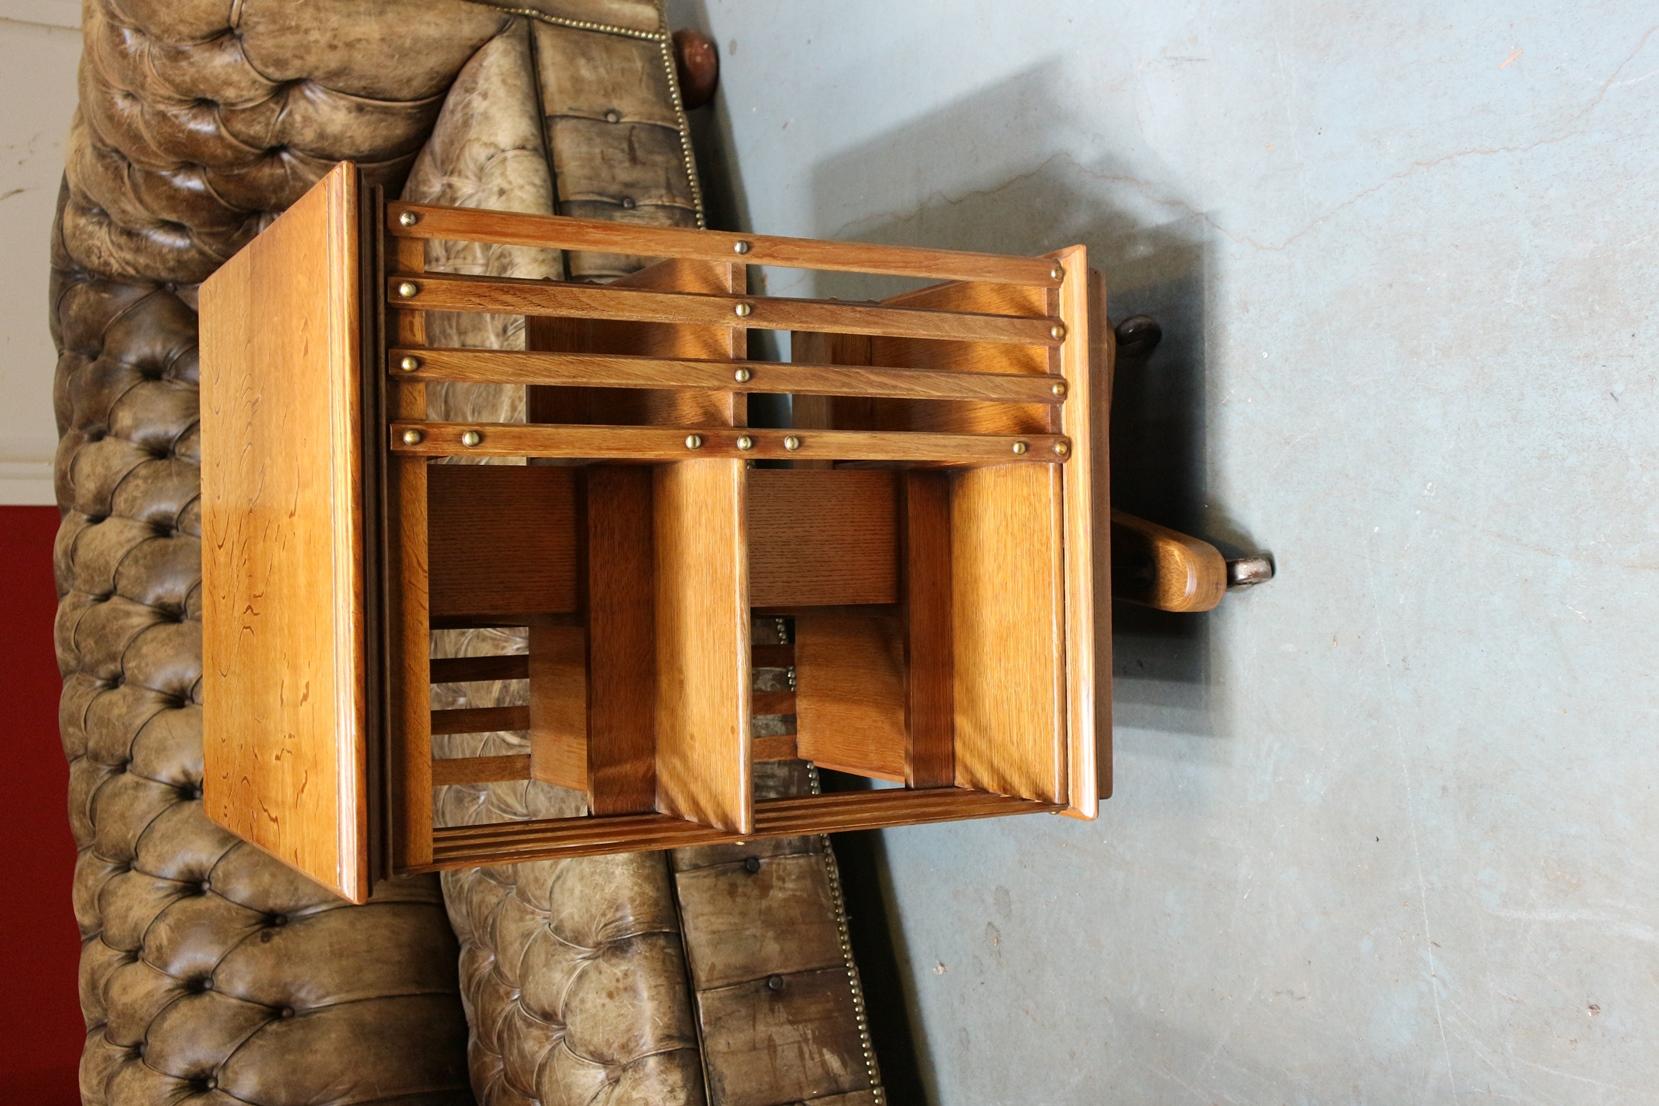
[734, 302, 754, 317]
[400, 428, 423, 446]
[783, 435, 801, 451]
[399, 355, 420, 372]
[1049, 323, 1066, 340]
[684, 433, 703, 450]
[460, 430, 482, 447]
[1011, 440, 1029, 455]
[398, 211, 419, 227]
[1051, 380, 1067, 397]
[1054, 440, 1071, 457]
[397, 281, 419, 298]
[1051, 265, 1064, 281]
[733, 240, 751, 255]
[736, 435, 754, 451]
[734, 367, 753, 383]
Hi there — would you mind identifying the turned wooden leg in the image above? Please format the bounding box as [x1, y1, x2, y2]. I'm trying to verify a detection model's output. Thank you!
[673, 29, 719, 109]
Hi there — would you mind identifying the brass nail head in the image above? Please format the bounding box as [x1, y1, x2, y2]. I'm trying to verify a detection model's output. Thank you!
[460, 430, 482, 447]
[1051, 380, 1067, 397]
[685, 433, 703, 450]
[400, 428, 423, 446]
[1049, 323, 1066, 341]
[1050, 265, 1064, 281]
[734, 367, 753, 383]
[783, 435, 801, 451]
[736, 435, 755, 451]
[1011, 440, 1029, 455]
[399, 355, 420, 372]
[398, 211, 419, 227]
[397, 281, 419, 298]
[733, 240, 751, 255]
[1054, 440, 1071, 457]
[734, 302, 754, 317]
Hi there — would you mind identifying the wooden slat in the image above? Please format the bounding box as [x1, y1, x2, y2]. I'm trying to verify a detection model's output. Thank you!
[431, 705, 530, 735]
[389, 273, 1061, 346]
[586, 467, 658, 814]
[653, 460, 752, 833]
[795, 613, 907, 783]
[392, 348, 1067, 405]
[392, 422, 1070, 466]
[429, 654, 530, 683]
[426, 464, 578, 620]
[752, 690, 796, 716]
[752, 734, 798, 762]
[387, 201, 1063, 287]
[425, 788, 1057, 867]
[751, 643, 794, 668]
[903, 472, 955, 788]
[430, 755, 531, 786]
[748, 469, 898, 608]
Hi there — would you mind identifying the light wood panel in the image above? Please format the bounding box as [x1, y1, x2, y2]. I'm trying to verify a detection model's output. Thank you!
[391, 273, 1062, 346]
[388, 200, 1064, 287]
[391, 422, 1069, 466]
[747, 469, 898, 608]
[199, 161, 370, 903]
[903, 472, 956, 788]
[426, 463, 577, 620]
[528, 619, 588, 792]
[949, 463, 1067, 803]
[795, 613, 908, 782]
[394, 347, 1067, 405]
[652, 459, 752, 833]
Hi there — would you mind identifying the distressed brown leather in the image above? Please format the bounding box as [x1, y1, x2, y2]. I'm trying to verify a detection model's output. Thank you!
[52, 3, 879, 1105]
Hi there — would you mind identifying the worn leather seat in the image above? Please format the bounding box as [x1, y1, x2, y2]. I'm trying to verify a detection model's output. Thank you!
[51, 3, 882, 1105]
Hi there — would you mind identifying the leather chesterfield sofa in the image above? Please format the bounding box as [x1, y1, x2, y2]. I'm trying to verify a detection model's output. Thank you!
[49, 3, 884, 1104]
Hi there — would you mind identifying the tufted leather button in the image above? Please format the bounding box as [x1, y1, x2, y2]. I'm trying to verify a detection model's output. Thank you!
[603, 108, 621, 123]
[266, 913, 287, 927]
[766, 974, 786, 993]
[111, 759, 127, 774]
[195, 879, 211, 895]
[619, 196, 636, 209]
[743, 856, 762, 874]
[187, 975, 213, 993]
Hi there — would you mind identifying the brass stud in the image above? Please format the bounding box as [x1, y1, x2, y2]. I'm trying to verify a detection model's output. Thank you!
[397, 281, 419, 298]
[1049, 323, 1066, 341]
[736, 435, 754, 451]
[398, 211, 419, 228]
[734, 367, 753, 384]
[1011, 440, 1029, 455]
[400, 428, 424, 446]
[460, 430, 482, 447]
[733, 240, 751, 255]
[1051, 380, 1067, 398]
[734, 302, 754, 318]
[399, 355, 421, 372]
[1054, 440, 1071, 457]
[783, 435, 801, 452]
[1050, 265, 1064, 281]
[685, 433, 703, 450]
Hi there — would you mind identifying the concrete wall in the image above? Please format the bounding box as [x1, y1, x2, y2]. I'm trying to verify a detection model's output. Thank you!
[672, 2, 1659, 1103]
[1, 2, 81, 505]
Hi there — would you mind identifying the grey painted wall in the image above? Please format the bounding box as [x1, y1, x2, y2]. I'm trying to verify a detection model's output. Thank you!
[671, 3, 1658, 1102]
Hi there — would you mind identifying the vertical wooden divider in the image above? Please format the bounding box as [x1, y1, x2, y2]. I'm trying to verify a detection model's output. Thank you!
[903, 471, 955, 787]
[389, 233, 433, 868]
[527, 618, 587, 793]
[584, 466, 658, 814]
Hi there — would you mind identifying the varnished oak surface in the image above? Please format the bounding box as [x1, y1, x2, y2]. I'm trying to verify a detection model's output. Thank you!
[199, 162, 370, 902]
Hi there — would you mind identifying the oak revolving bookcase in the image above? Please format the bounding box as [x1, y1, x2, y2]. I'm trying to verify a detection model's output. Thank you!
[199, 162, 1108, 902]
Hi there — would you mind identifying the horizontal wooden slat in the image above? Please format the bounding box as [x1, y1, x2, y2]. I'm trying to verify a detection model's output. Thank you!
[424, 788, 1056, 867]
[391, 348, 1066, 405]
[389, 274, 1061, 346]
[430, 705, 530, 735]
[429, 654, 531, 683]
[751, 643, 795, 668]
[387, 202, 1062, 287]
[752, 690, 796, 716]
[431, 754, 532, 786]
[752, 734, 798, 761]
[391, 423, 1070, 466]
